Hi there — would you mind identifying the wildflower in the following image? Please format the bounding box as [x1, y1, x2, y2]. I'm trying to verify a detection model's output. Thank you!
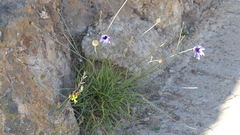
[69, 92, 80, 104]
[99, 35, 110, 44]
[193, 45, 205, 60]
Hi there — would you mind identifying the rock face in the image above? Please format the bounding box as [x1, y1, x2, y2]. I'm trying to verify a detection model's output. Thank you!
[0, 0, 78, 134]
[81, 0, 215, 72]
[0, 0, 217, 134]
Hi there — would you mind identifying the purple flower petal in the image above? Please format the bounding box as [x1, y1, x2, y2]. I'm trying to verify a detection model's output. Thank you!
[99, 35, 110, 44]
[193, 45, 205, 60]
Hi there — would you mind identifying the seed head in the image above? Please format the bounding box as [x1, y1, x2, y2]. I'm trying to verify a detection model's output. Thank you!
[92, 40, 99, 46]
[158, 59, 163, 64]
[156, 18, 161, 23]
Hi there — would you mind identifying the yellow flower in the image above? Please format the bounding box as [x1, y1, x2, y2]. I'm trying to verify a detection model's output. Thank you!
[69, 92, 80, 104]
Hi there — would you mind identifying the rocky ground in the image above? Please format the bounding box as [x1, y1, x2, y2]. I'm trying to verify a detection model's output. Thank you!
[1, 0, 239, 134]
[119, 0, 240, 134]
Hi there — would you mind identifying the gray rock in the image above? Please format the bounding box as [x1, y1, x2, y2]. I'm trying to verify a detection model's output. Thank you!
[81, 0, 215, 76]
[0, 0, 217, 134]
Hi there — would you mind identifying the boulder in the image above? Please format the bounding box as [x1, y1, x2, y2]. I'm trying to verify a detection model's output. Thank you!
[0, 0, 78, 134]
[81, 0, 215, 72]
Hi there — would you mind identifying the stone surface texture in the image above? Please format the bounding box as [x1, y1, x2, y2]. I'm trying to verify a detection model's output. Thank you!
[0, 0, 78, 134]
[81, 0, 215, 72]
[0, 0, 221, 134]
[116, 0, 240, 134]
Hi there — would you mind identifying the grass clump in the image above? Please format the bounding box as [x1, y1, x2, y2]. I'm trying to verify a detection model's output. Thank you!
[70, 58, 144, 134]
[30, 0, 205, 134]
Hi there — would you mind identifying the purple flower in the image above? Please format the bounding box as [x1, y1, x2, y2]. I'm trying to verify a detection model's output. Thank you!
[193, 45, 205, 60]
[99, 35, 110, 44]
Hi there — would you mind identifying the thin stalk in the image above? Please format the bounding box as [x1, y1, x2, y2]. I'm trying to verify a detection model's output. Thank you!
[167, 48, 193, 59]
[141, 21, 160, 36]
[106, 0, 128, 32]
[129, 43, 165, 71]
[137, 93, 197, 130]
[31, 22, 92, 64]
[57, 9, 79, 53]
[31, 23, 78, 55]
